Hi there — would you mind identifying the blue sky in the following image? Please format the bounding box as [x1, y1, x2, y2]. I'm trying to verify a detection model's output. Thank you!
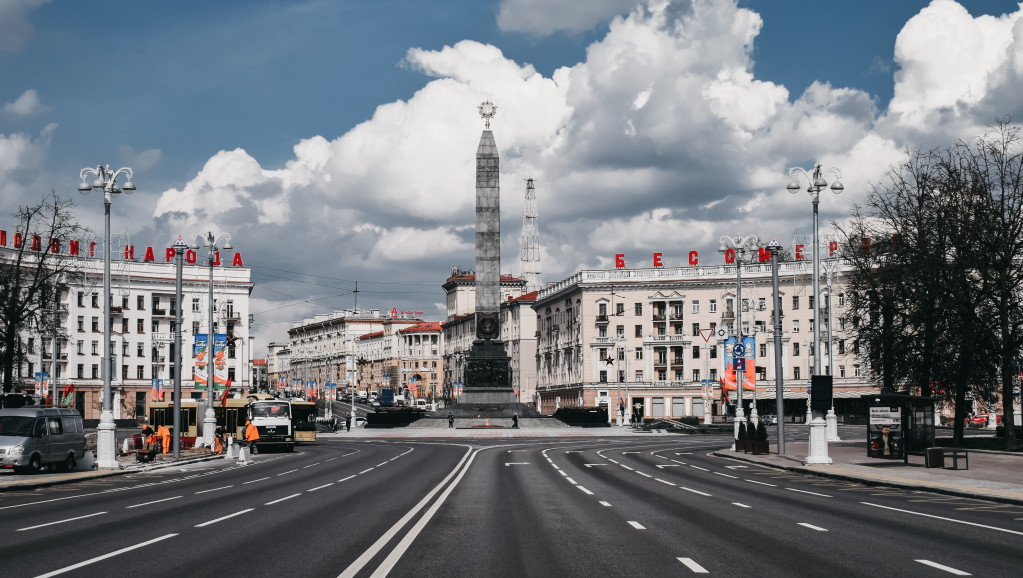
[2, 0, 1023, 353]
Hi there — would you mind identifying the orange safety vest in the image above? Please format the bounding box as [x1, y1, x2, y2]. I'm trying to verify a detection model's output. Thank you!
[157, 426, 171, 453]
[212, 435, 223, 454]
[245, 423, 259, 442]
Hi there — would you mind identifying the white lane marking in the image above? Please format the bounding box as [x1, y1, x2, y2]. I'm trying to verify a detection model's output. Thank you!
[681, 487, 711, 497]
[308, 483, 334, 492]
[584, 463, 608, 468]
[677, 557, 709, 573]
[745, 479, 776, 487]
[18, 511, 107, 531]
[376, 462, 388, 467]
[622, 465, 635, 471]
[798, 523, 829, 532]
[194, 485, 233, 495]
[724, 465, 748, 469]
[565, 450, 582, 453]
[265, 494, 302, 505]
[194, 508, 254, 527]
[127, 496, 182, 509]
[243, 477, 270, 485]
[733, 503, 751, 508]
[862, 502, 1023, 537]
[675, 452, 692, 455]
[636, 471, 653, 478]
[325, 457, 338, 462]
[655, 464, 679, 469]
[622, 451, 640, 454]
[546, 457, 553, 463]
[359, 468, 375, 474]
[671, 460, 687, 465]
[608, 459, 619, 464]
[714, 472, 738, 479]
[577, 486, 594, 495]
[656, 479, 676, 486]
[340, 447, 476, 578]
[786, 488, 832, 498]
[628, 521, 645, 529]
[599, 501, 612, 507]
[915, 560, 971, 575]
[303, 463, 321, 469]
[559, 470, 569, 477]
[566, 477, 578, 485]
[689, 465, 709, 472]
[35, 533, 177, 578]
[337, 475, 356, 483]
[277, 469, 298, 476]
[505, 462, 530, 466]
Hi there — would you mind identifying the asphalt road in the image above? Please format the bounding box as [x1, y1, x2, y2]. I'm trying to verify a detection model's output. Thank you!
[1, 435, 1021, 577]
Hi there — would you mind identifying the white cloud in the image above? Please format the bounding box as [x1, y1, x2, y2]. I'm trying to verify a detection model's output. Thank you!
[0, 0, 49, 52]
[497, 0, 639, 35]
[2, 88, 45, 115]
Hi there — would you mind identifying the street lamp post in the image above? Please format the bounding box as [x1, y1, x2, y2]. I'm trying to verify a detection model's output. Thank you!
[190, 231, 232, 447]
[172, 237, 187, 458]
[719, 233, 760, 449]
[787, 162, 843, 465]
[767, 238, 785, 454]
[824, 261, 841, 442]
[78, 165, 135, 469]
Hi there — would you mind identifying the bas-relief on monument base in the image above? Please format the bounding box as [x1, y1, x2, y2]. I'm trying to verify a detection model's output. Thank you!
[444, 340, 542, 418]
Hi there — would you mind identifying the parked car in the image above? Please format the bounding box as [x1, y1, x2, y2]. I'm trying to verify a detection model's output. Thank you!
[760, 415, 778, 426]
[354, 416, 367, 427]
[0, 407, 86, 474]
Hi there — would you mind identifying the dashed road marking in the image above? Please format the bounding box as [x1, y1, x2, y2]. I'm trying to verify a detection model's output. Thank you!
[786, 488, 832, 498]
[265, 494, 302, 505]
[195, 508, 253, 527]
[628, 521, 645, 529]
[732, 503, 751, 508]
[714, 472, 738, 479]
[914, 560, 971, 575]
[798, 523, 828, 532]
[126, 496, 182, 509]
[308, 483, 334, 492]
[677, 557, 709, 573]
[18, 511, 107, 531]
[681, 487, 711, 497]
[194, 485, 233, 495]
[744, 479, 776, 487]
[599, 501, 612, 507]
[242, 477, 270, 485]
[577, 486, 594, 495]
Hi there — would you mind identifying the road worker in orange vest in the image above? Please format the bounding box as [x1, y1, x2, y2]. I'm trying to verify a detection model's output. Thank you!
[156, 424, 171, 454]
[244, 420, 259, 454]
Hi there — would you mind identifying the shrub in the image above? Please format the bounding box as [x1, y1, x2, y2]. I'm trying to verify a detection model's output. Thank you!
[995, 425, 1023, 438]
[756, 421, 768, 442]
[737, 421, 747, 440]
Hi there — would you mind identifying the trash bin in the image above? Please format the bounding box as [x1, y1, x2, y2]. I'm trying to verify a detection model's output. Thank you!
[925, 447, 944, 468]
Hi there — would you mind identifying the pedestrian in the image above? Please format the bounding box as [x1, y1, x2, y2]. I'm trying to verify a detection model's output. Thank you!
[345, 414, 351, 432]
[512, 413, 518, 428]
[244, 420, 260, 454]
[212, 427, 224, 455]
[157, 424, 171, 454]
[448, 413, 454, 429]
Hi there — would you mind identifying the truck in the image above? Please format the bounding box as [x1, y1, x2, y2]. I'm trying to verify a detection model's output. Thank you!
[247, 398, 295, 452]
[357, 390, 368, 403]
[379, 388, 395, 407]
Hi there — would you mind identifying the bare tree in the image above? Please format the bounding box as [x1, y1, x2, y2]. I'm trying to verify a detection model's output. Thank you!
[0, 192, 87, 396]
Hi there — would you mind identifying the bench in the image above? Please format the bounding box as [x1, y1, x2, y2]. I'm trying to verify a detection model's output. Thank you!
[943, 448, 969, 470]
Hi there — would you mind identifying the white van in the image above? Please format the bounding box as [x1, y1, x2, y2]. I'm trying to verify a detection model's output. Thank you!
[413, 399, 428, 409]
[0, 407, 86, 474]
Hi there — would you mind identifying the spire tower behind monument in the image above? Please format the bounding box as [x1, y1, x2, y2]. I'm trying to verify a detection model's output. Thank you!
[519, 178, 542, 294]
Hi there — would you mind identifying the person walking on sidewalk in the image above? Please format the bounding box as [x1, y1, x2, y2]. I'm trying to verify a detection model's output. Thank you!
[244, 420, 260, 454]
[448, 413, 455, 429]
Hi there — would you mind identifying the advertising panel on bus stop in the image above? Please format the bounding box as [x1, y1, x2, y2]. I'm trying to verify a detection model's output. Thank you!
[868, 406, 904, 459]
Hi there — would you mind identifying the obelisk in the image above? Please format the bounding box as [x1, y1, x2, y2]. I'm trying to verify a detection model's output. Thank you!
[459, 100, 516, 408]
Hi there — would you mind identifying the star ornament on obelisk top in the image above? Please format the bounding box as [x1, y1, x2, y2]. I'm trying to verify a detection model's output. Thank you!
[478, 100, 497, 129]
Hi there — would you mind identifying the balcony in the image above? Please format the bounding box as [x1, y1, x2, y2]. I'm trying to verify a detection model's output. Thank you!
[652, 313, 666, 321]
[595, 314, 609, 324]
[648, 334, 689, 344]
[670, 312, 684, 320]
[225, 311, 241, 321]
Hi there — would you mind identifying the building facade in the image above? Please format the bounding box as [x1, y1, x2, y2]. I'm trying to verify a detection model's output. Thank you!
[533, 258, 869, 422]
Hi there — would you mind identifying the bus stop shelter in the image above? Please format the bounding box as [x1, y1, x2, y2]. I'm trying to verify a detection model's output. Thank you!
[862, 394, 937, 463]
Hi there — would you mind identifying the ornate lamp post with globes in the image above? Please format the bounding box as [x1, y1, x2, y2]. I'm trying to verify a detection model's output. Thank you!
[190, 231, 232, 447]
[787, 162, 843, 465]
[78, 165, 136, 469]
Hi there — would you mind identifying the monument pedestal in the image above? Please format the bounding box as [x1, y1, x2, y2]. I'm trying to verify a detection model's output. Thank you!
[446, 339, 539, 418]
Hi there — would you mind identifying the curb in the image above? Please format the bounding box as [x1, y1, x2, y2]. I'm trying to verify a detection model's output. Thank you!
[712, 450, 1023, 507]
[0, 453, 226, 492]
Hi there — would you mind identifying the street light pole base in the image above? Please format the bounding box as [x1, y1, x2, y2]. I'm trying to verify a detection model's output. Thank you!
[826, 408, 841, 441]
[732, 405, 746, 451]
[202, 408, 217, 447]
[805, 417, 832, 465]
[96, 411, 119, 469]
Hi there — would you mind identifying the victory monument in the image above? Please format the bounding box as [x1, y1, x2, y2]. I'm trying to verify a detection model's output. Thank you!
[446, 101, 539, 418]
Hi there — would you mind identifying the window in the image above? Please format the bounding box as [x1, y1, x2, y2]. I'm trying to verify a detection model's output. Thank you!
[76, 364, 83, 379]
[692, 345, 700, 359]
[599, 370, 607, 383]
[193, 321, 200, 335]
[725, 297, 734, 313]
[91, 364, 99, 379]
[809, 319, 815, 333]
[838, 293, 845, 306]
[77, 291, 84, 307]
[809, 296, 815, 309]
[138, 319, 144, 333]
[635, 370, 643, 381]
[854, 364, 861, 377]
[122, 319, 128, 333]
[709, 368, 718, 380]
[122, 341, 129, 357]
[657, 369, 666, 381]
[759, 298, 766, 311]
[793, 366, 800, 380]
[839, 365, 846, 377]
[122, 365, 128, 379]
[91, 340, 98, 356]
[616, 303, 624, 316]
[192, 298, 200, 312]
[692, 300, 700, 313]
[617, 347, 625, 361]
[76, 340, 84, 355]
[152, 320, 160, 333]
[91, 294, 98, 308]
[77, 316, 84, 332]
[598, 348, 607, 361]
[692, 322, 700, 336]
[710, 345, 717, 359]
[793, 320, 799, 332]
[618, 370, 625, 382]
[793, 342, 800, 356]
[709, 299, 717, 313]
[598, 326, 607, 338]
[91, 317, 99, 332]
[839, 318, 846, 331]
[792, 296, 799, 309]
[635, 348, 643, 360]
[692, 369, 700, 381]
[122, 296, 129, 309]
[598, 303, 607, 317]
[137, 295, 145, 310]
[138, 343, 145, 357]
[634, 303, 642, 315]
[635, 324, 643, 338]
[759, 343, 767, 358]
[616, 325, 624, 337]
[838, 340, 845, 355]
[137, 366, 145, 379]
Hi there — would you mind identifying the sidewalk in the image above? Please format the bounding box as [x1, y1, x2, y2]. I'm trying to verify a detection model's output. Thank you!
[714, 439, 1023, 505]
